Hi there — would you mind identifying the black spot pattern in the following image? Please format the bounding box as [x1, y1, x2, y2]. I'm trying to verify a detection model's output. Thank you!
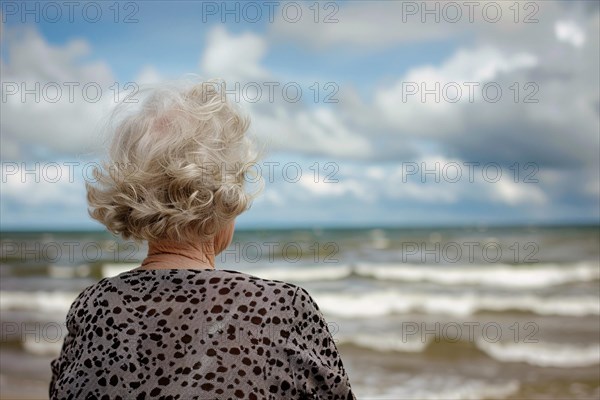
[49, 268, 356, 399]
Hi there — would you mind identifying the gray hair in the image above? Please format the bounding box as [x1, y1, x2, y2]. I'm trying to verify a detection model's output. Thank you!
[86, 80, 260, 242]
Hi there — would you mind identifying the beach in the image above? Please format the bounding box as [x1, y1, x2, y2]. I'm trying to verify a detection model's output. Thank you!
[1, 225, 599, 399]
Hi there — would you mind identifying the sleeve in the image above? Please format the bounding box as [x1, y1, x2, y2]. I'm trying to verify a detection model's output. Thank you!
[285, 286, 357, 400]
[49, 285, 94, 399]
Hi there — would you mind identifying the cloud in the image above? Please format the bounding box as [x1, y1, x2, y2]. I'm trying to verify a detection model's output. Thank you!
[135, 66, 162, 85]
[197, 26, 374, 160]
[0, 23, 374, 161]
[269, 1, 566, 50]
[492, 179, 547, 206]
[297, 174, 374, 202]
[1, 6, 597, 228]
[253, 188, 285, 207]
[266, 1, 599, 171]
[270, 1, 450, 49]
[369, 26, 598, 168]
[375, 46, 538, 134]
[200, 26, 269, 81]
[1, 27, 116, 159]
[0, 162, 85, 207]
[249, 103, 374, 159]
[555, 20, 587, 48]
[268, 0, 598, 53]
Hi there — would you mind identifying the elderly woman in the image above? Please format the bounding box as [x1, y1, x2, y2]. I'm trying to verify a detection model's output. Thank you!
[49, 82, 356, 400]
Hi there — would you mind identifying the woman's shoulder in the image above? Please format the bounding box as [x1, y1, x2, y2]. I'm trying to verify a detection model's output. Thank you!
[104, 268, 305, 301]
[220, 268, 302, 289]
[71, 268, 315, 316]
[222, 270, 320, 312]
[217, 269, 311, 305]
[63, 277, 112, 324]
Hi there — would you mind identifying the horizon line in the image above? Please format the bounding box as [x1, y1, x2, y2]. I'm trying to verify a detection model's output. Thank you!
[1, 221, 599, 234]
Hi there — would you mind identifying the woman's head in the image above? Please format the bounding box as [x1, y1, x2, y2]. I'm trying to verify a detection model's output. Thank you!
[86, 80, 259, 243]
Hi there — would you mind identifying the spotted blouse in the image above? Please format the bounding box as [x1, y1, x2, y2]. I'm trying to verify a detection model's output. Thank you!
[49, 268, 356, 399]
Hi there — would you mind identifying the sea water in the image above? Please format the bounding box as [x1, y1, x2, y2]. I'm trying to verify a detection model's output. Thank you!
[1, 225, 598, 399]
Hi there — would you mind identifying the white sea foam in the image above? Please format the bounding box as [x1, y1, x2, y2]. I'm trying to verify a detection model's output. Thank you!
[4, 286, 595, 318]
[335, 330, 600, 368]
[23, 338, 63, 356]
[0, 291, 76, 313]
[355, 261, 600, 288]
[312, 290, 600, 317]
[337, 333, 430, 353]
[48, 264, 91, 279]
[99, 261, 600, 289]
[476, 340, 600, 368]
[101, 263, 141, 278]
[233, 261, 600, 289]
[354, 374, 520, 400]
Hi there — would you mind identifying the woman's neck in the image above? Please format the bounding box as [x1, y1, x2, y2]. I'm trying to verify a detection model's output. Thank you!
[139, 239, 216, 270]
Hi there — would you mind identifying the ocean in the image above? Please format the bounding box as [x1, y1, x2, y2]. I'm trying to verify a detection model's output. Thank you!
[1, 225, 599, 399]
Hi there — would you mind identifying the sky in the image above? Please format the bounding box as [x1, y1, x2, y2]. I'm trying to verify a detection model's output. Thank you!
[1, 0, 599, 230]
